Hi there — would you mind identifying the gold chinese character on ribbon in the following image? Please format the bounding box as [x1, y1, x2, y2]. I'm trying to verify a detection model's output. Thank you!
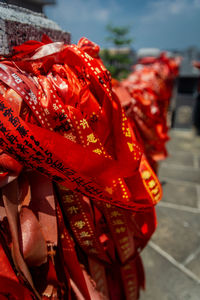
[83, 240, 93, 246]
[141, 170, 151, 180]
[152, 187, 159, 195]
[127, 142, 134, 152]
[125, 127, 131, 137]
[115, 227, 126, 234]
[80, 231, 91, 238]
[67, 206, 79, 214]
[112, 219, 124, 226]
[74, 221, 86, 229]
[121, 243, 129, 250]
[119, 237, 129, 244]
[80, 119, 89, 129]
[111, 211, 122, 218]
[63, 195, 74, 203]
[87, 133, 97, 144]
[148, 179, 156, 188]
[93, 148, 102, 155]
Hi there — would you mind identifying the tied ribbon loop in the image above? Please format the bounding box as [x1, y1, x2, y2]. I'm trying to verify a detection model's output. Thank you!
[0, 39, 162, 211]
[0, 94, 113, 203]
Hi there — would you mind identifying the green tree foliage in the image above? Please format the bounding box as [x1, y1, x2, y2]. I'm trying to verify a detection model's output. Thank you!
[100, 24, 133, 80]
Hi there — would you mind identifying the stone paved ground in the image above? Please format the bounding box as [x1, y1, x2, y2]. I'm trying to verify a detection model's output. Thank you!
[140, 129, 200, 300]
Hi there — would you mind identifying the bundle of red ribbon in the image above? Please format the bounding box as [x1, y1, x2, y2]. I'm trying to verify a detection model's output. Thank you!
[113, 53, 180, 172]
[0, 37, 163, 299]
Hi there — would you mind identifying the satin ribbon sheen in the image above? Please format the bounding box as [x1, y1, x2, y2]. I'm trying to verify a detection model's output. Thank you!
[0, 40, 162, 210]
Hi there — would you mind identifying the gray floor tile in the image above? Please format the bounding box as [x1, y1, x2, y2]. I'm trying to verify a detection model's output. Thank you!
[140, 129, 200, 300]
[163, 152, 194, 167]
[186, 250, 200, 279]
[159, 166, 200, 184]
[161, 181, 198, 208]
[152, 207, 200, 263]
[140, 246, 200, 300]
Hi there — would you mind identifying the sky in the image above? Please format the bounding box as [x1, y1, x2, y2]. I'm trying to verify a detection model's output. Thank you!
[45, 0, 200, 51]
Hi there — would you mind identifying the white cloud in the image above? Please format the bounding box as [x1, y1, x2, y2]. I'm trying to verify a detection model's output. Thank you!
[45, 0, 120, 24]
[45, 0, 200, 49]
[44, 0, 122, 44]
[141, 0, 200, 23]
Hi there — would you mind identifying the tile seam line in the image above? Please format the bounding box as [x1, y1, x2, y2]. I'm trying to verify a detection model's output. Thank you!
[148, 241, 200, 285]
[159, 176, 200, 187]
[168, 150, 200, 155]
[183, 245, 200, 266]
[196, 185, 200, 209]
[167, 150, 200, 155]
[160, 163, 199, 171]
[157, 202, 200, 214]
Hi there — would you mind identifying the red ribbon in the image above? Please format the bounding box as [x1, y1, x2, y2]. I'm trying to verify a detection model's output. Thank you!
[0, 39, 162, 211]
